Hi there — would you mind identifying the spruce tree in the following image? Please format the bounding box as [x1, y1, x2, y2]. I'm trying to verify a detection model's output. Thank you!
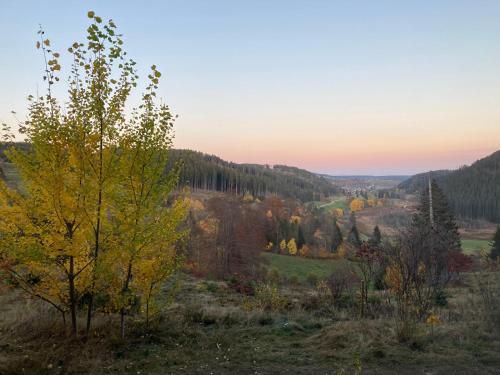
[297, 225, 306, 249]
[408, 179, 461, 282]
[331, 217, 343, 251]
[490, 226, 500, 260]
[347, 212, 361, 247]
[369, 225, 382, 246]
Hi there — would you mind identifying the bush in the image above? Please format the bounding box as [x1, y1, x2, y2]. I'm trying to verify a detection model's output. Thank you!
[226, 275, 255, 295]
[326, 268, 359, 302]
[253, 284, 288, 311]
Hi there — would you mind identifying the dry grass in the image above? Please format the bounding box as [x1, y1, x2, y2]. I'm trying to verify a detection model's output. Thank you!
[0, 272, 499, 375]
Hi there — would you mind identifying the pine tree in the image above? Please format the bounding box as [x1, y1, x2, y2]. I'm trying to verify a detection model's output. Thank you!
[490, 226, 500, 260]
[297, 225, 306, 249]
[408, 179, 461, 282]
[347, 212, 361, 247]
[369, 225, 382, 246]
[331, 217, 343, 252]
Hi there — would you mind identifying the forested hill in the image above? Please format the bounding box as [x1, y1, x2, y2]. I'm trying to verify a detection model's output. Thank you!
[398, 150, 500, 222]
[1, 143, 338, 202]
[397, 170, 451, 192]
[167, 149, 338, 202]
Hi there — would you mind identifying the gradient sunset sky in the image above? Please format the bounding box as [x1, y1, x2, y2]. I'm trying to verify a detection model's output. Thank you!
[1, 1, 499, 175]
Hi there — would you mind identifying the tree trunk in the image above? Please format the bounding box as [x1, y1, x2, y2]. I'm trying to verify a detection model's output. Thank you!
[120, 309, 126, 339]
[68, 256, 78, 335]
[87, 115, 105, 336]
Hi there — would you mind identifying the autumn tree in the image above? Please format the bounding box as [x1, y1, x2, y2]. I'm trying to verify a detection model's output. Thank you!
[287, 238, 298, 255]
[354, 242, 380, 316]
[0, 12, 186, 337]
[350, 198, 364, 212]
[204, 197, 265, 280]
[279, 239, 287, 253]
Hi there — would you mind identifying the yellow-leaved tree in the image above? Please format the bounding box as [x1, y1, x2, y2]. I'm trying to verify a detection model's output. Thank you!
[0, 12, 186, 338]
[279, 239, 287, 253]
[350, 198, 365, 212]
[287, 238, 297, 255]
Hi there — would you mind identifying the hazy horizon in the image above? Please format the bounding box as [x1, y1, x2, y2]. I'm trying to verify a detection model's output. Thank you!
[1, 0, 500, 175]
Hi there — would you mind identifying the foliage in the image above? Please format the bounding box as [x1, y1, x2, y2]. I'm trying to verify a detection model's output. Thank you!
[287, 238, 297, 255]
[331, 217, 343, 252]
[399, 151, 500, 222]
[251, 283, 288, 311]
[347, 212, 361, 248]
[0, 12, 186, 337]
[349, 198, 365, 212]
[166, 149, 339, 202]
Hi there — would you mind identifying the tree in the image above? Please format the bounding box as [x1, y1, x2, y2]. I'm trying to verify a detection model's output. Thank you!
[369, 225, 382, 246]
[331, 217, 343, 252]
[347, 212, 361, 247]
[203, 197, 266, 280]
[354, 242, 380, 316]
[287, 238, 297, 255]
[0, 12, 186, 337]
[297, 225, 306, 249]
[490, 226, 500, 260]
[409, 179, 462, 283]
[350, 198, 364, 212]
[279, 239, 287, 253]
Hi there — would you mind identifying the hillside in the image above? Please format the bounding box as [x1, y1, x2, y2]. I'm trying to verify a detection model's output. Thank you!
[399, 150, 500, 222]
[167, 149, 338, 201]
[0, 143, 338, 202]
[397, 170, 451, 192]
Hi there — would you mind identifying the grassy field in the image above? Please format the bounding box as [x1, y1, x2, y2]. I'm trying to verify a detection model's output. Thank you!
[461, 239, 491, 255]
[262, 252, 348, 282]
[309, 196, 349, 213]
[1, 271, 499, 375]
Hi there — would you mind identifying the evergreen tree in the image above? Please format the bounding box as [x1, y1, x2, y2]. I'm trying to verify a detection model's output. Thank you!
[297, 225, 306, 249]
[408, 179, 461, 282]
[347, 212, 361, 247]
[369, 225, 382, 246]
[331, 217, 343, 251]
[490, 226, 500, 260]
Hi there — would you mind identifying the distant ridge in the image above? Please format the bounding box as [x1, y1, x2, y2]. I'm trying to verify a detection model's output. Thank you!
[1, 143, 338, 202]
[167, 149, 338, 202]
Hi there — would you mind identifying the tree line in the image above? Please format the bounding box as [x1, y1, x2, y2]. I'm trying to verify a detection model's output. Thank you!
[1, 146, 339, 203]
[167, 149, 338, 202]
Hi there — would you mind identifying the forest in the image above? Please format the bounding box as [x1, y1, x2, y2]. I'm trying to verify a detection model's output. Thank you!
[398, 151, 500, 223]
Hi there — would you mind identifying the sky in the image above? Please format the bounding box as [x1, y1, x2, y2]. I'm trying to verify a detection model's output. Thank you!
[1, 1, 500, 175]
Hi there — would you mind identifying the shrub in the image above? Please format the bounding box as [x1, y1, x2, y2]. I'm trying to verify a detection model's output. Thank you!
[326, 268, 359, 302]
[253, 284, 288, 311]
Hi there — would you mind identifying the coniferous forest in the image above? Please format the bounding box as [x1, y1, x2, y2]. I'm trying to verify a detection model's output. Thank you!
[167, 149, 339, 201]
[399, 151, 500, 223]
